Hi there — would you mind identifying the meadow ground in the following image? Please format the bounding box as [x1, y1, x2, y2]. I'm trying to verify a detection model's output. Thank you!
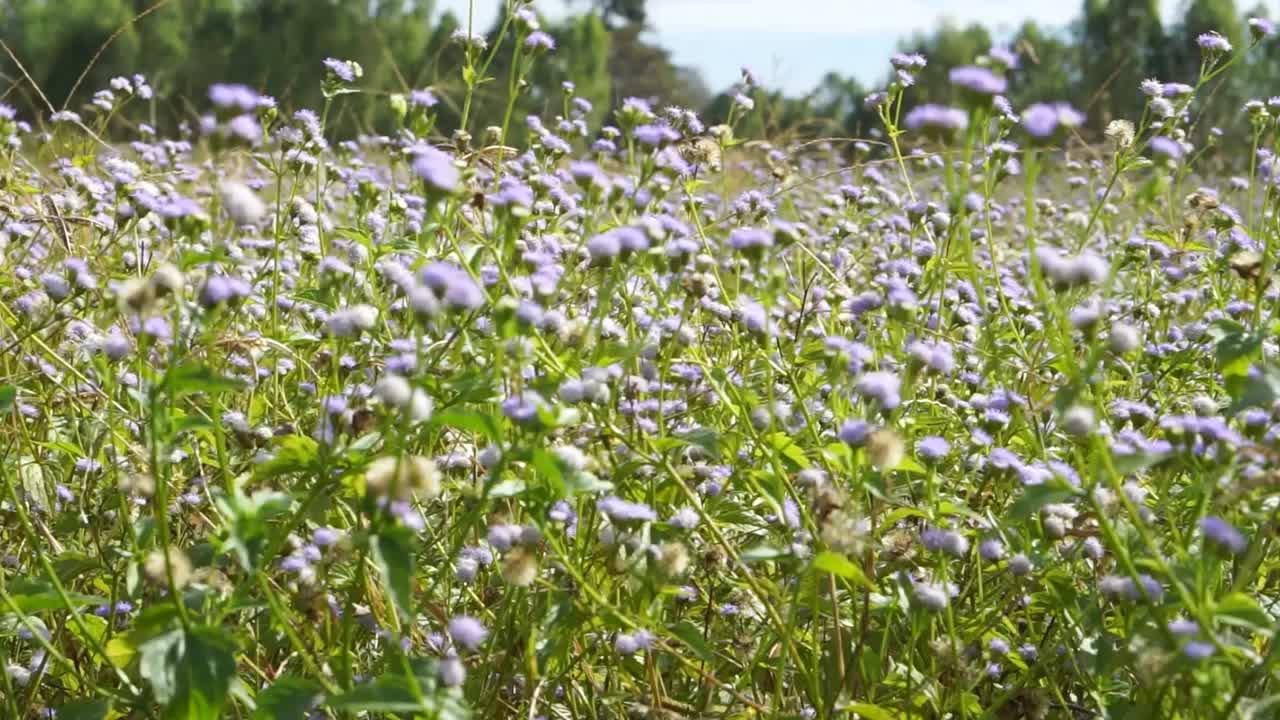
[3, 16, 1280, 720]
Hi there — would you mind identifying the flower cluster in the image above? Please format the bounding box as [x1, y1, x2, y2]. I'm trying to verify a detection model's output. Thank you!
[0, 19, 1278, 720]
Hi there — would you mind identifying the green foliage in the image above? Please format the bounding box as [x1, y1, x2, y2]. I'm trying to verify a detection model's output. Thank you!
[901, 21, 996, 101]
[6, 1, 1280, 718]
[140, 627, 239, 719]
[372, 525, 416, 619]
[1081, 0, 1167, 125]
[1175, 0, 1246, 131]
[251, 677, 323, 720]
[4, 0, 1278, 146]
[0, 0, 622, 138]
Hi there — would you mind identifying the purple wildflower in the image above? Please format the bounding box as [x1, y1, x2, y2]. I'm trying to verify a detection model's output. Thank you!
[447, 615, 488, 650]
[949, 66, 1007, 95]
[598, 496, 657, 523]
[412, 147, 461, 193]
[904, 104, 967, 133]
[1200, 516, 1247, 553]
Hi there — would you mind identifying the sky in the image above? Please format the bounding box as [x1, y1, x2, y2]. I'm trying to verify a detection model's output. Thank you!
[436, 0, 1280, 95]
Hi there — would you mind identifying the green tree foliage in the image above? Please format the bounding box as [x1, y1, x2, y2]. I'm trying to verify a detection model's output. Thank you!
[1, 0, 1277, 147]
[1008, 21, 1081, 107]
[1241, 3, 1280, 93]
[721, 73, 872, 141]
[1173, 0, 1245, 132]
[897, 22, 995, 107]
[1080, 0, 1166, 125]
[564, 0, 646, 29]
[2, 0, 141, 111]
[475, 8, 614, 143]
[606, 24, 704, 111]
[0, 0, 630, 140]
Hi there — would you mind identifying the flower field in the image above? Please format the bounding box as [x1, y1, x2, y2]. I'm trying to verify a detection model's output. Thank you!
[3, 7, 1280, 719]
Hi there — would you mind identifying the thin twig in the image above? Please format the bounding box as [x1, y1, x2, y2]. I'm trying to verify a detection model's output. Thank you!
[62, 0, 175, 109]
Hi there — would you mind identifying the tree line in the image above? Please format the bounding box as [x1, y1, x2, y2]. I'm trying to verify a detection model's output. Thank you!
[1, 0, 1278, 145]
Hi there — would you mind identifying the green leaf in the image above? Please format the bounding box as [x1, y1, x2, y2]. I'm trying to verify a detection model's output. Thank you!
[1008, 481, 1077, 522]
[1214, 592, 1273, 632]
[6, 578, 107, 613]
[1113, 451, 1169, 475]
[373, 527, 415, 619]
[140, 629, 185, 705]
[37, 440, 85, 457]
[670, 620, 714, 662]
[255, 436, 321, 479]
[56, 700, 110, 720]
[740, 545, 785, 563]
[163, 363, 245, 398]
[217, 489, 293, 572]
[676, 427, 722, 460]
[0, 384, 15, 415]
[880, 506, 929, 526]
[171, 627, 238, 720]
[106, 635, 135, 668]
[68, 614, 108, 652]
[326, 676, 426, 713]
[178, 251, 218, 270]
[530, 449, 567, 498]
[141, 627, 238, 719]
[171, 413, 215, 437]
[1228, 366, 1280, 414]
[345, 431, 383, 454]
[1213, 327, 1262, 380]
[812, 551, 876, 590]
[1144, 227, 1179, 249]
[563, 471, 613, 496]
[894, 455, 927, 475]
[432, 409, 497, 440]
[487, 479, 526, 498]
[252, 676, 324, 720]
[1053, 380, 1085, 414]
[845, 702, 897, 720]
[18, 455, 50, 512]
[53, 554, 100, 584]
[766, 432, 810, 469]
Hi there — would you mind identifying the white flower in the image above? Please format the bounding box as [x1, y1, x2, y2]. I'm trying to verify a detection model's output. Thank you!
[149, 264, 185, 297]
[220, 181, 267, 226]
[5, 664, 31, 687]
[374, 375, 413, 408]
[1108, 323, 1141, 354]
[407, 388, 433, 425]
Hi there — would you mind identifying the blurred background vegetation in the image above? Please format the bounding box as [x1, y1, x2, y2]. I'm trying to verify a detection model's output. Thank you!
[2, 0, 1279, 145]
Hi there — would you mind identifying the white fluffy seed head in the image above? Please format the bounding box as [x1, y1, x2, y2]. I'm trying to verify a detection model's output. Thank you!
[1062, 405, 1096, 437]
[408, 389, 433, 424]
[657, 541, 691, 577]
[867, 429, 905, 470]
[149, 264, 185, 297]
[1105, 120, 1135, 149]
[5, 664, 31, 687]
[220, 181, 267, 226]
[116, 277, 156, 314]
[438, 655, 466, 686]
[143, 548, 192, 590]
[374, 375, 413, 408]
[501, 548, 538, 586]
[350, 304, 378, 331]
[1191, 395, 1218, 417]
[408, 284, 440, 319]
[365, 455, 440, 500]
[1108, 323, 1141, 354]
[1068, 254, 1109, 286]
